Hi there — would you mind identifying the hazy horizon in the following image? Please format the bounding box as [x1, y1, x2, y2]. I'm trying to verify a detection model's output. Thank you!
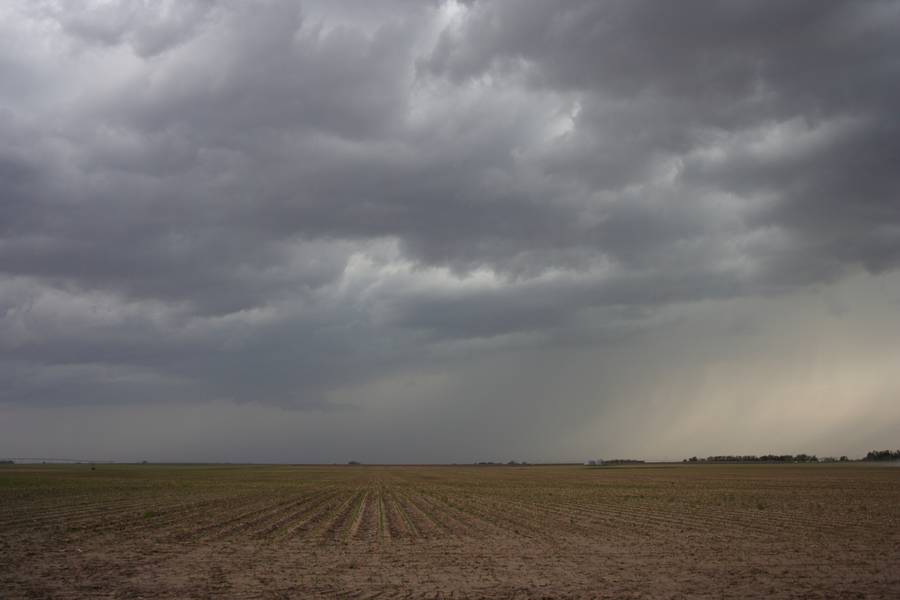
[2, 1, 899, 464]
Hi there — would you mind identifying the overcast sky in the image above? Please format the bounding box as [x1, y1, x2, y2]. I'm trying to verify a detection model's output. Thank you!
[1, 0, 899, 463]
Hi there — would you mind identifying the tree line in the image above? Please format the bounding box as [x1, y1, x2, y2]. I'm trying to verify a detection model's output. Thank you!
[683, 454, 846, 463]
[863, 449, 900, 461]
[681, 449, 900, 463]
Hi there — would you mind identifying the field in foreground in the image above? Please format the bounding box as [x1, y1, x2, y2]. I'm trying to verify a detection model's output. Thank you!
[1, 463, 899, 599]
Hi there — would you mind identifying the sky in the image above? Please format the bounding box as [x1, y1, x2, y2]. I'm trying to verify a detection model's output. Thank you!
[1, 0, 899, 463]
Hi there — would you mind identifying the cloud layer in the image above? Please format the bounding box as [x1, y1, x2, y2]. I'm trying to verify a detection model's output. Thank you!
[1, 1, 899, 461]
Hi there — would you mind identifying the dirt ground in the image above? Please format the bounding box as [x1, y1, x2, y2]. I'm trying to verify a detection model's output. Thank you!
[1, 463, 899, 599]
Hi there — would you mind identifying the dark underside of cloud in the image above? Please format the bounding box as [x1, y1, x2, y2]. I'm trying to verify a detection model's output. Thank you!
[1, 1, 899, 461]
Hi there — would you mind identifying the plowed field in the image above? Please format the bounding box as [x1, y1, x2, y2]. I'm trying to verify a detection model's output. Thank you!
[2, 464, 899, 598]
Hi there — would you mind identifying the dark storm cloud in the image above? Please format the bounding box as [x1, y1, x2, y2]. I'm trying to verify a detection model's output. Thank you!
[425, 0, 900, 272]
[48, 0, 218, 57]
[0, 0, 898, 418]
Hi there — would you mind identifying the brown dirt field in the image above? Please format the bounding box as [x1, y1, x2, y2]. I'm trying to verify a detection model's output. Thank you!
[1, 463, 899, 599]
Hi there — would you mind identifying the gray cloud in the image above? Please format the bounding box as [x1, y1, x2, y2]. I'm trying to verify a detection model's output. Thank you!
[1, 1, 899, 460]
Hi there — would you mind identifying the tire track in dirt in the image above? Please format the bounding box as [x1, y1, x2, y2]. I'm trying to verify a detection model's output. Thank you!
[206, 493, 331, 542]
[152, 493, 289, 542]
[415, 490, 523, 540]
[376, 486, 392, 543]
[381, 488, 417, 539]
[210, 488, 344, 542]
[488, 496, 632, 543]
[358, 486, 383, 544]
[4, 495, 242, 541]
[252, 488, 343, 541]
[0, 498, 153, 530]
[517, 492, 828, 545]
[67, 493, 264, 541]
[437, 493, 548, 542]
[277, 491, 351, 540]
[573, 495, 803, 539]
[0, 495, 140, 520]
[464, 490, 674, 543]
[124, 494, 266, 532]
[170, 494, 303, 542]
[345, 489, 373, 542]
[312, 490, 365, 544]
[581, 477, 885, 536]
[389, 489, 448, 540]
[528, 495, 742, 540]
[679, 499, 877, 536]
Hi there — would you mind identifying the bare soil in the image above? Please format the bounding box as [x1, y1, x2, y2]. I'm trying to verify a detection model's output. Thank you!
[1, 463, 899, 598]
